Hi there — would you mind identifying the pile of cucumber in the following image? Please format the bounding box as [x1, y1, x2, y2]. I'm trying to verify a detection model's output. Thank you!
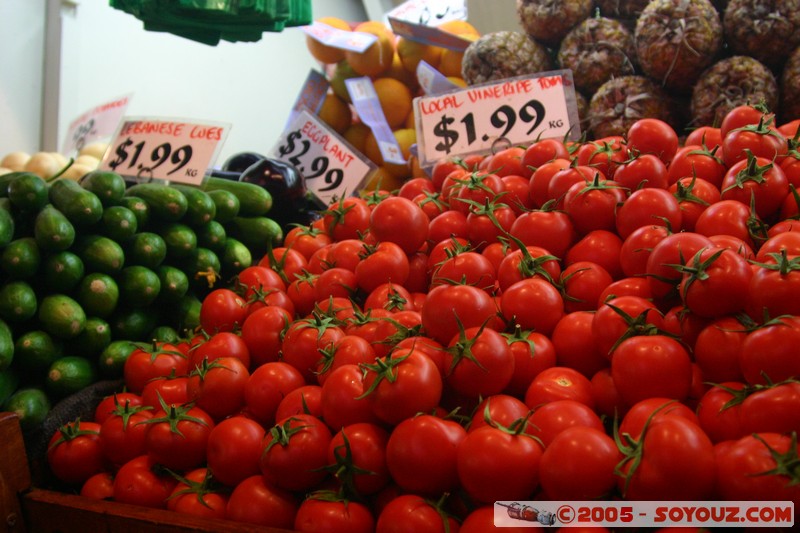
[0, 170, 281, 430]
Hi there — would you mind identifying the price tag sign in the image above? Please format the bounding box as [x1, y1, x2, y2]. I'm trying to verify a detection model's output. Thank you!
[285, 69, 330, 128]
[414, 70, 581, 167]
[388, 0, 472, 51]
[99, 117, 231, 185]
[270, 109, 376, 206]
[61, 93, 132, 156]
[417, 60, 460, 95]
[300, 20, 377, 53]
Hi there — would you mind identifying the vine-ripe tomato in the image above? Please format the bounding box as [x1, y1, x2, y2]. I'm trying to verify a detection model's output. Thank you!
[144, 403, 215, 472]
[236, 265, 287, 296]
[668, 176, 721, 232]
[187, 356, 250, 421]
[363, 282, 413, 313]
[244, 361, 306, 427]
[496, 245, 561, 291]
[693, 316, 748, 383]
[610, 335, 692, 407]
[739, 316, 800, 385]
[525, 367, 596, 411]
[616, 415, 715, 500]
[283, 225, 333, 261]
[385, 414, 466, 497]
[720, 103, 775, 139]
[714, 433, 800, 504]
[398, 176, 436, 200]
[375, 494, 460, 533]
[502, 329, 557, 397]
[370, 196, 429, 254]
[123, 342, 189, 394]
[667, 145, 726, 188]
[685, 126, 722, 151]
[281, 317, 346, 383]
[613, 153, 669, 190]
[617, 397, 699, 440]
[355, 241, 410, 294]
[190, 331, 250, 370]
[645, 232, 715, 303]
[560, 261, 613, 313]
[47, 419, 105, 485]
[564, 229, 624, 280]
[316, 334, 377, 385]
[500, 277, 564, 336]
[574, 137, 627, 179]
[199, 288, 248, 333]
[444, 326, 514, 398]
[323, 196, 371, 242]
[321, 364, 380, 431]
[626, 118, 679, 164]
[225, 475, 298, 529]
[468, 394, 530, 433]
[206, 415, 265, 487]
[739, 381, 800, 436]
[430, 251, 496, 292]
[275, 384, 324, 422]
[456, 424, 544, 503]
[525, 399, 604, 448]
[452, 172, 507, 215]
[465, 200, 517, 248]
[488, 146, 527, 177]
[747, 254, 800, 317]
[461, 505, 535, 533]
[94, 392, 143, 425]
[99, 401, 153, 467]
[420, 283, 499, 345]
[677, 247, 752, 318]
[615, 188, 682, 240]
[721, 122, 787, 167]
[112, 455, 178, 509]
[551, 311, 608, 379]
[522, 137, 570, 171]
[696, 382, 747, 444]
[240, 306, 292, 368]
[539, 426, 621, 500]
[501, 174, 535, 214]
[508, 209, 576, 259]
[563, 177, 627, 235]
[528, 157, 571, 208]
[260, 413, 332, 492]
[720, 153, 789, 219]
[427, 209, 468, 246]
[80, 472, 114, 500]
[591, 295, 666, 359]
[315, 267, 358, 304]
[167, 468, 228, 519]
[328, 422, 391, 496]
[141, 375, 190, 410]
[295, 497, 375, 533]
[619, 225, 671, 278]
[546, 164, 597, 209]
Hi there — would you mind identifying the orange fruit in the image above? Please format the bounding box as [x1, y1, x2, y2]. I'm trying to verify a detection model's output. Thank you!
[386, 52, 418, 90]
[361, 166, 407, 193]
[397, 37, 442, 73]
[306, 17, 351, 64]
[404, 106, 417, 130]
[365, 128, 417, 179]
[329, 59, 360, 103]
[343, 123, 371, 154]
[317, 92, 352, 134]
[437, 20, 480, 38]
[345, 21, 395, 77]
[373, 77, 413, 129]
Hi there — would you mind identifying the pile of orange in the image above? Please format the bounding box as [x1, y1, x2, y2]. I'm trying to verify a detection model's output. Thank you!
[305, 17, 480, 191]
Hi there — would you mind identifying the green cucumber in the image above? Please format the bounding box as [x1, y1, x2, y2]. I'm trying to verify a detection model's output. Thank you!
[117, 265, 161, 308]
[125, 232, 167, 269]
[202, 177, 272, 216]
[170, 185, 217, 226]
[75, 235, 125, 275]
[156, 265, 189, 304]
[5, 388, 50, 431]
[38, 294, 87, 340]
[34, 205, 75, 252]
[159, 223, 197, 259]
[1, 237, 41, 279]
[79, 170, 127, 206]
[0, 207, 16, 249]
[206, 189, 240, 223]
[195, 220, 227, 253]
[100, 205, 138, 242]
[221, 237, 252, 276]
[0, 281, 38, 323]
[226, 216, 284, 253]
[49, 178, 104, 226]
[125, 183, 187, 222]
[42, 251, 84, 292]
[0, 318, 13, 371]
[118, 196, 150, 228]
[76, 273, 119, 318]
[13, 330, 63, 375]
[7, 173, 49, 212]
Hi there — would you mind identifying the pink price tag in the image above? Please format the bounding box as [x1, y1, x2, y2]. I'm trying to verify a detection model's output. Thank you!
[345, 77, 406, 165]
[61, 94, 132, 155]
[286, 70, 330, 128]
[417, 60, 461, 95]
[300, 21, 377, 53]
[99, 117, 231, 185]
[388, 0, 471, 51]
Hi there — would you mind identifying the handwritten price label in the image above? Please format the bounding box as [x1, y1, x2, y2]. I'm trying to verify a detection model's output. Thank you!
[388, 0, 472, 51]
[270, 109, 375, 206]
[61, 94, 132, 155]
[98, 117, 231, 185]
[300, 20, 376, 53]
[414, 70, 581, 167]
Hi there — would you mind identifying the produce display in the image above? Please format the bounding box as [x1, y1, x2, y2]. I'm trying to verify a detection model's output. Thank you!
[4, 0, 800, 531]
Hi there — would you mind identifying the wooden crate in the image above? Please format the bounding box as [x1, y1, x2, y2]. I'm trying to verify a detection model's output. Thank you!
[0, 412, 296, 533]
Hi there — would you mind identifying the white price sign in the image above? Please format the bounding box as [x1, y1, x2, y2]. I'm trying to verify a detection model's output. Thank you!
[414, 70, 582, 167]
[99, 117, 231, 185]
[388, 0, 471, 50]
[61, 94, 132, 155]
[270, 109, 376, 206]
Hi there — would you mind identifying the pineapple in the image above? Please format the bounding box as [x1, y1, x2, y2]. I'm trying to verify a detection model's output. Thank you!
[634, 0, 723, 93]
[587, 75, 676, 138]
[781, 46, 800, 122]
[723, 0, 800, 72]
[461, 31, 553, 86]
[596, 0, 651, 21]
[558, 16, 638, 95]
[516, 0, 594, 46]
[690, 55, 779, 127]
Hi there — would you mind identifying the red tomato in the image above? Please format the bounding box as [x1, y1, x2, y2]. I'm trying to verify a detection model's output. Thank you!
[563, 176, 627, 235]
[616, 416, 715, 500]
[591, 368, 626, 420]
[565, 229, 624, 280]
[123, 342, 189, 394]
[693, 316, 748, 383]
[560, 261, 613, 313]
[281, 317, 346, 382]
[539, 426, 621, 500]
[244, 361, 306, 426]
[112, 455, 177, 509]
[685, 126, 722, 151]
[47, 419, 105, 485]
[376, 494, 460, 533]
[145, 404, 214, 472]
[720, 103, 775, 139]
[461, 506, 532, 533]
[468, 394, 530, 433]
[386, 414, 466, 496]
[487, 146, 527, 177]
[456, 424, 544, 503]
[431, 251, 496, 292]
[236, 265, 287, 296]
[696, 382, 747, 443]
[677, 247, 753, 318]
[740, 381, 800, 436]
[206, 415, 265, 487]
[747, 255, 800, 317]
[739, 317, 800, 385]
[667, 144, 726, 188]
[427, 208, 468, 245]
[275, 384, 323, 422]
[614, 153, 669, 190]
[398, 176, 436, 200]
[167, 468, 228, 519]
[502, 329, 557, 397]
[199, 288, 248, 333]
[240, 306, 293, 368]
[508, 209, 576, 259]
[452, 172, 506, 215]
[500, 277, 564, 335]
[315, 267, 358, 303]
[324, 196, 372, 241]
[574, 137, 627, 179]
[721, 121, 787, 167]
[355, 241, 411, 293]
[525, 367, 596, 410]
[546, 164, 596, 209]
[592, 295, 666, 358]
[615, 188, 682, 240]
[465, 200, 517, 248]
[645, 232, 715, 303]
[528, 157, 571, 208]
[225, 475, 298, 529]
[363, 282, 414, 312]
[611, 335, 692, 407]
[80, 472, 114, 500]
[321, 364, 381, 431]
[316, 334, 377, 385]
[190, 331, 250, 370]
[522, 138, 570, 171]
[283, 225, 333, 261]
[669, 176, 722, 232]
[94, 392, 142, 425]
[444, 326, 515, 398]
[141, 376, 190, 410]
[526, 399, 604, 448]
[260, 413, 332, 492]
[370, 196, 429, 254]
[328, 422, 391, 496]
[187, 356, 250, 421]
[501, 174, 535, 214]
[99, 401, 153, 467]
[551, 311, 609, 378]
[626, 118, 679, 164]
[619, 225, 671, 278]
[617, 397, 699, 440]
[420, 283, 499, 345]
[720, 153, 789, 219]
[295, 497, 375, 533]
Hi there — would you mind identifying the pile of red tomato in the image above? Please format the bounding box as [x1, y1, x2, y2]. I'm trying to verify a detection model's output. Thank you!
[44, 106, 800, 532]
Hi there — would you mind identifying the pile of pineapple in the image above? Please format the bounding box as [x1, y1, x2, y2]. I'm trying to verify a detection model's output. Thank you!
[469, 0, 800, 137]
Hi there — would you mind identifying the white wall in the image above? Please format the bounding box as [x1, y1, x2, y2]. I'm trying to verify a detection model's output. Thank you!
[0, 0, 47, 156]
[0, 0, 370, 162]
